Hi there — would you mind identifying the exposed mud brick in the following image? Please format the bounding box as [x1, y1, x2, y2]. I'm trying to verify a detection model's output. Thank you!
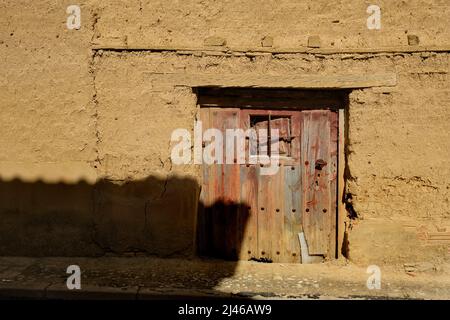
[307, 36, 321, 48]
[261, 36, 274, 47]
[204, 36, 227, 46]
[407, 35, 420, 46]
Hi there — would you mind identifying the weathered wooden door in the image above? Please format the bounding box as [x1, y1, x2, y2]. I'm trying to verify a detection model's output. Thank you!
[198, 108, 338, 263]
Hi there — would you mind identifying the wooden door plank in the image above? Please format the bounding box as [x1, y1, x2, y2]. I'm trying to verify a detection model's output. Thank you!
[224, 109, 241, 259]
[239, 165, 258, 260]
[255, 115, 271, 261]
[238, 111, 259, 261]
[257, 168, 275, 261]
[268, 117, 291, 263]
[302, 110, 332, 256]
[210, 108, 241, 259]
[270, 164, 285, 263]
[208, 108, 225, 257]
[283, 164, 302, 263]
[198, 107, 210, 255]
[282, 111, 302, 263]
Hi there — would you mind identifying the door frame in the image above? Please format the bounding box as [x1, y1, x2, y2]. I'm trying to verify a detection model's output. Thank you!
[194, 88, 348, 261]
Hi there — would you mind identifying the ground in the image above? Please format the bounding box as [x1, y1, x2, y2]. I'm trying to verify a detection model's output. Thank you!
[0, 257, 449, 300]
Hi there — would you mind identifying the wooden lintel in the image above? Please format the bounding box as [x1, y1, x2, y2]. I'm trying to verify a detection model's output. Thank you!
[146, 72, 397, 89]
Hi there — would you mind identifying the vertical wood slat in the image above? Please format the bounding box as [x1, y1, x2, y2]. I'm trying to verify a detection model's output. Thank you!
[239, 112, 258, 261]
[198, 107, 210, 255]
[239, 165, 258, 260]
[257, 168, 272, 261]
[213, 108, 241, 259]
[210, 109, 225, 257]
[252, 111, 288, 262]
[253, 117, 270, 261]
[207, 108, 223, 257]
[278, 112, 302, 263]
[271, 164, 285, 263]
[284, 111, 302, 262]
[302, 110, 333, 256]
[223, 109, 241, 259]
[283, 164, 302, 263]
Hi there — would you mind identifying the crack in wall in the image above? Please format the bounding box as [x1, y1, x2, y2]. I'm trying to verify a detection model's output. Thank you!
[90, 8, 100, 44]
[89, 10, 102, 170]
[391, 176, 439, 190]
[160, 179, 168, 198]
[90, 58, 101, 170]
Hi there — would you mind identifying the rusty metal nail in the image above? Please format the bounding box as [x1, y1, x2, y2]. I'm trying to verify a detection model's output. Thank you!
[305, 161, 309, 165]
[292, 253, 296, 256]
[261, 251, 265, 255]
[276, 208, 280, 212]
[323, 208, 327, 213]
[248, 250, 251, 254]
[306, 208, 310, 212]
[276, 251, 280, 255]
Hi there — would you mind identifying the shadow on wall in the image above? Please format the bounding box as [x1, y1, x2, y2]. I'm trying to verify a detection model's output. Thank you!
[0, 176, 250, 260]
[198, 201, 251, 261]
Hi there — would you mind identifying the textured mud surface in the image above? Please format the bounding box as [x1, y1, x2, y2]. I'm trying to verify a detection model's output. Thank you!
[0, 1, 449, 266]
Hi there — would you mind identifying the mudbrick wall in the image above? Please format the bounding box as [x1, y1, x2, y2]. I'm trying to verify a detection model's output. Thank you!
[0, 0, 449, 266]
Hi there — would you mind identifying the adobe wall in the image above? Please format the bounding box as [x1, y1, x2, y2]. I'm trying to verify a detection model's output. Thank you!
[0, 1, 449, 265]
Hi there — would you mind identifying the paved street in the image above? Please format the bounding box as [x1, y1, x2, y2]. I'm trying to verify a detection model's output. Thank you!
[0, 257, 449, 299]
